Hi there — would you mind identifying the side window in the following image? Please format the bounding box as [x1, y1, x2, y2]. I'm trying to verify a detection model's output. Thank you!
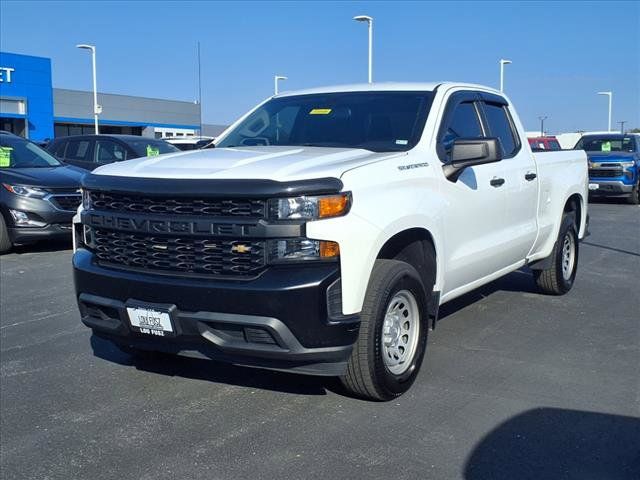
[483, 103, 519, 158]
[440, 101, 483, 154]
[65, 140, 92, 162]
[51, 141, 67, 159]
[95, 140, 127, 164]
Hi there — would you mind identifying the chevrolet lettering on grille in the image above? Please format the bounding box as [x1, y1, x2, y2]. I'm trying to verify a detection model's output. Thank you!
[85, 213, 259, 237]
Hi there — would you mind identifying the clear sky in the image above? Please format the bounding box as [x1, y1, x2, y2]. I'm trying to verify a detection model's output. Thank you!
[1, 1, 638, 132]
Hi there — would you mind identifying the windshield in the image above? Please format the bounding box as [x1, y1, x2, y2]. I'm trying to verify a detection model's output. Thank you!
[127, 139, 180, 157]
[217, 91, 435, 153]
[574, 136, 636, 153]
[0, 135, 62, 168]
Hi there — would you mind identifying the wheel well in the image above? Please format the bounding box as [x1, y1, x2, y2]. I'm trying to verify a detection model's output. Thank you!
[377, 228, 437, 298]
[564, 194, 582, 230]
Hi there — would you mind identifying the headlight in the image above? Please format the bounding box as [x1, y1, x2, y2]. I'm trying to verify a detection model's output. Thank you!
[268, 193, 351, 221]
[620, 161, 635, 168]
[267, 239, 339, 262]
[81, 188, 91, 209]
[2, 183, 47, 198]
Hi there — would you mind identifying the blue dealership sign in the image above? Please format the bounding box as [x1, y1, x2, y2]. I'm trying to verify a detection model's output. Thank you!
[0, 51, 54, 141]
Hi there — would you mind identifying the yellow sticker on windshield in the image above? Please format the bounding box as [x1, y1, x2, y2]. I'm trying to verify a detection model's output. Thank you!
[0, 147, 12, 167]
[601, 141, 611, 152]
[309, 108, 332, 115]
[146, 145, 160, 157]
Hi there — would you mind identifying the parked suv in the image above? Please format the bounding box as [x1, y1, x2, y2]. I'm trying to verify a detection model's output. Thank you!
[574, 133, 640, 204]
[0, 132, 84, 252]
[47, 135, 179, 171]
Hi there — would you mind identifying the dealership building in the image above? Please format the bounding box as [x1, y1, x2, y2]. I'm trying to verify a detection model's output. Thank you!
[0, 51, 225, 142]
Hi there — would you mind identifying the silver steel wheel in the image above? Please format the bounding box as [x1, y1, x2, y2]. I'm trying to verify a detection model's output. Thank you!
[381, 290, 420, 375]
[561, 231, 576, 281]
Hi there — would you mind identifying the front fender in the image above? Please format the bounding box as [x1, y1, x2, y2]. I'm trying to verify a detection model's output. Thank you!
[307, 212, 443, 315]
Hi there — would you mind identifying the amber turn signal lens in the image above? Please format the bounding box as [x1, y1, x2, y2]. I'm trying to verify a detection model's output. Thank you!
[318, 194, 350, 219]
[320, 241, 340, 258]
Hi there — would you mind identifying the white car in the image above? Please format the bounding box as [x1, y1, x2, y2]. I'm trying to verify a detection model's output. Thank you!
[73, 82, 588, 400]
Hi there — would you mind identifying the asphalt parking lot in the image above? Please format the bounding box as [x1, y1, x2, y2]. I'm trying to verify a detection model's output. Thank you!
[1, 201, 639, 480]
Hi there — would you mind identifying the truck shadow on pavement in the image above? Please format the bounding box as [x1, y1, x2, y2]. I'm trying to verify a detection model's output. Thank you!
[89, 269, 542, 399]
[464, 407, 640, 480]
[90, 334, 335, 396]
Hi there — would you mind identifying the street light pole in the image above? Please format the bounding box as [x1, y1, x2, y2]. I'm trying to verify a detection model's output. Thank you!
[353, 15, 373, 83]
[197, 41, 202, 137]
[538, 116, 548, 136]
[274, 75, 287, 95]
[618, 121, 626, 134]
[76, 44, 99, 134]
[499, 59, 512, 92]
[597, 91, 612, 132]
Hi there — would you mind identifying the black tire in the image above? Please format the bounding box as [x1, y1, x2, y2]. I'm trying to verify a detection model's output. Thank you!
[626, 182, 640, 205]
[534, 213, 579, 295]
[0, 214, 12, 254]
[341, 259, 431, 401]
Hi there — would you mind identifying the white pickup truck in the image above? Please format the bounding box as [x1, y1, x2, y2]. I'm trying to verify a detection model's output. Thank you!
[73, 82, 588, 400]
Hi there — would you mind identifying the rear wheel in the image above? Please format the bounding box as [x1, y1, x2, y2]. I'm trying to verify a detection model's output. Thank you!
[0, 215, 12, 254]
[340, 259, 430, 401]
[534, 213, 579, 295]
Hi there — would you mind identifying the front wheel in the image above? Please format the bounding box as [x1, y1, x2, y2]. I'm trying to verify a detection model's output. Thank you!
[534, 213, 579, 295]
[627, 181, 640, 205]
[0, 214, 12, 254]
[340, 260, 430, 401]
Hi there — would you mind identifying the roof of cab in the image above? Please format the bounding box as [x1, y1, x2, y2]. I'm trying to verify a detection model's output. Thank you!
[274, 81, 502, 98]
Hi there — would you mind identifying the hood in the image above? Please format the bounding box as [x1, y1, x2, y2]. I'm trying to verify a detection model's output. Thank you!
[0, 165, 84, 189]
[92, 146, 403, 181]
[586, 151, 637, 163]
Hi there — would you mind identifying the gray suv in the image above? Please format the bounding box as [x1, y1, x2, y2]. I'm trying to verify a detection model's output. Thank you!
[0, 132, 84, 252]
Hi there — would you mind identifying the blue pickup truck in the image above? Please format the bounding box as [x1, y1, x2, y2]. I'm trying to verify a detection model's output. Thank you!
[574, 134, 640, 204]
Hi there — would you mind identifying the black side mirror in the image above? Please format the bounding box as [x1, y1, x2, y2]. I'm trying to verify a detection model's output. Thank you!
[443, 138, 502, 181]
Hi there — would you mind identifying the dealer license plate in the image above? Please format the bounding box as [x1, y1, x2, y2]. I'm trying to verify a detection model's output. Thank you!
[127, 307, 174, 337]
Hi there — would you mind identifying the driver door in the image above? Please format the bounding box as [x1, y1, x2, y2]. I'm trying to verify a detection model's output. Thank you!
[437, 91, 510, 295]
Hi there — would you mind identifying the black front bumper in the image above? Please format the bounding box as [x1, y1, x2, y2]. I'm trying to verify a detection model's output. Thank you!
[73, 249, 359, 376]
[9, 223, 74, 244]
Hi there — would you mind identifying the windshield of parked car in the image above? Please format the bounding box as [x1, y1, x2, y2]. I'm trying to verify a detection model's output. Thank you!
[127, 139, 180, 157]
[0, 135, 62, 168]
[216, 91, 435, 153]
[574, 136, 636, 153]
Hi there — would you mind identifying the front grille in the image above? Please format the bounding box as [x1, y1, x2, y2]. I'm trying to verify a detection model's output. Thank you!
[92, 229, 266, 277]
[590, 169, 623, 178]
[90, 191, 266, 218]
[51, 194, 82, 211]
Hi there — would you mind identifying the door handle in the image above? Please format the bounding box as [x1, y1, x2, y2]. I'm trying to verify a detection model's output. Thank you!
[490, 177, 505, 187]
[525, 172, 537, 181]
